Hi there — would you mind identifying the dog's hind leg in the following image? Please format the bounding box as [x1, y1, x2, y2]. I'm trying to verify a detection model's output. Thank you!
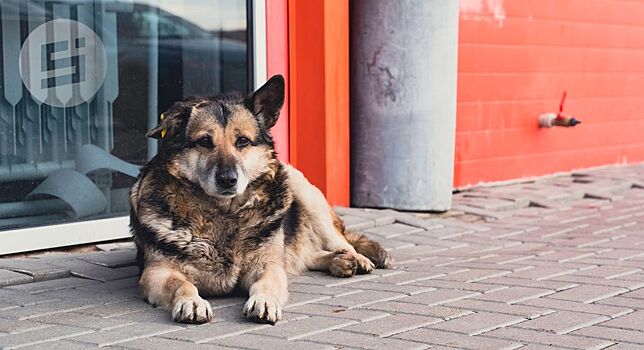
[306, 249, 360, 277]
[285, 164, 375, 273]
[139, 263, 213, 324]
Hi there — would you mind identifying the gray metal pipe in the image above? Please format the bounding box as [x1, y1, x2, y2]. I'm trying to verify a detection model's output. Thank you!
[350, 0, 459, 211]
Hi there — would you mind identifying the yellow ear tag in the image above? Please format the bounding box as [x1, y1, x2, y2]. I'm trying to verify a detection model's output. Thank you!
[160, 113, 167, 138]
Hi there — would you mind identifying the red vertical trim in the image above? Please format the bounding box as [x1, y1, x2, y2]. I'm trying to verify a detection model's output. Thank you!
[266, 0, 290, 162]
[288, 0, 350, 206]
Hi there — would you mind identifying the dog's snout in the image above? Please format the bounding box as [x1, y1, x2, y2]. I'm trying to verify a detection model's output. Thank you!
[215, 169, 238, 189]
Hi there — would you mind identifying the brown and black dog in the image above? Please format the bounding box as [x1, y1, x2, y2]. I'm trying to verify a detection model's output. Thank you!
[129, 75, 393, 325]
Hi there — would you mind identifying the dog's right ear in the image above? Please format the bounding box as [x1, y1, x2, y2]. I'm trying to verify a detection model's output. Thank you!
[146, 101, 191, 139]
[246, 75, 285, 130]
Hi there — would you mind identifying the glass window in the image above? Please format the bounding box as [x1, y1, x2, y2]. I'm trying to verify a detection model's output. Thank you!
[0, 0, 250, 230]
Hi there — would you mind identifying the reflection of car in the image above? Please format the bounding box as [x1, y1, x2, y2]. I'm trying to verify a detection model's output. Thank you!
[111, 3, 249, 165]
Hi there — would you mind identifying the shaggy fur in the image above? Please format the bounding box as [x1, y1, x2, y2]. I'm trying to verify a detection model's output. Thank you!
[129, 75, 393, 324]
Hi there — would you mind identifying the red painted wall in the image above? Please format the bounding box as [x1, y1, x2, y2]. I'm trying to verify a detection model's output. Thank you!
[454, 0, 644, 187]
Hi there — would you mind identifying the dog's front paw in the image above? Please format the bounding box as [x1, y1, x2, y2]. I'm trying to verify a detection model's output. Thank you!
[172, 295, 213, 324]
[243, 294, 282, 325]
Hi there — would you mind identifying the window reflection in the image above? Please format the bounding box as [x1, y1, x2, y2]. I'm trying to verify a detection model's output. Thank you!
[0, 0, 249, 230]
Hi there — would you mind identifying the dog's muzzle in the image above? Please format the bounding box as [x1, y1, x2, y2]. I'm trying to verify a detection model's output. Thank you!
[215, 169, 238, 194]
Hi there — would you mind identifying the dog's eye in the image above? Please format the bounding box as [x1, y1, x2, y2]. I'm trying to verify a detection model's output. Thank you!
[236, 136, 251, 149]
[196, 136, 214, 149]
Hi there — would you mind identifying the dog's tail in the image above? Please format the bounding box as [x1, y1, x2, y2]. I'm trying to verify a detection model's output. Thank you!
[332, 211, 394, 269]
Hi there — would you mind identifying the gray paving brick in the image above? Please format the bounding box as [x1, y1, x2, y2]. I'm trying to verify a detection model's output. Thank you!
[0, 269, 33, 287]
[0, 325, 94, 349]
[316, 290, 404, 309]
[447, 299, 554, 319]
[471, 286, 555, 304]
[597, 310, 644, 331]
[0, 299, 98, 320]
[515, 310, 609, 334]
[0, 318, 53, 335]
[283, 291, 331, 308]
[303, 329, 428, 350]
[410, 279, 507, 293]
[251, 315, 356, 340]
[375, 271, 451, 285]
[286, 303, 390, 321]
[70, 322, 183, 347]
[521, 297, 633, 318]
[0, 258, 70, 282]
[0, 288, 60, 307]
[427, 311, 526, 336]
[347, 281, 435, 295]
[597, 296, 644, 309]
[78, 250, 137, 268]
[395, 289, 480, 306]
[575, 266, 641, 280]
[550, 274, 644, 290]
[394, 328, 522, 350]
[287, 282, 361, 296]
[62, 259, 135, 282]
[572, 325, 644, 345]
[342, 313, 440, 337]
[341, 214, 378, 231]
[160, 318, 284, 343]
[432, 269, 511, 282]
[15, 339, 109, 350]
[77, 299, 151, 318]
[31, 310, 137, 330]
[364, 223, 425, 238]
[549, 285, 629, 303]
[478, 276, 578, 291]
[619, 287, 644, 299]
[6, 277, 96, 294]
[119, 336, 230, 350]
[361, 301, 472, 319]
[506, 266, 578, 280]
[211, 333, 334, 350]
[482, 326, 614, 349]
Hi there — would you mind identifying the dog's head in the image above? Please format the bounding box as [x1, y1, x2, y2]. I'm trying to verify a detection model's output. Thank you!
[146, 75, 285, 198]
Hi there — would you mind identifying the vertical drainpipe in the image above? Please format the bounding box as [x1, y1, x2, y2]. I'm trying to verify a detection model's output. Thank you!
[350, 0, 459, 211]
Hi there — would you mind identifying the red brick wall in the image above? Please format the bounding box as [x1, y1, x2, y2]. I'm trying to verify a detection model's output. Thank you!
[454, 0, 644, 187]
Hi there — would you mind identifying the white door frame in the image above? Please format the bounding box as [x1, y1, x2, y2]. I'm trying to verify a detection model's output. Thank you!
[0, 1, 268, 256]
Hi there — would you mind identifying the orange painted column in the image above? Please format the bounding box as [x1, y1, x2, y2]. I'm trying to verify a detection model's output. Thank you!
[266, 0, 290, 162]
[288, 0, 350, 206]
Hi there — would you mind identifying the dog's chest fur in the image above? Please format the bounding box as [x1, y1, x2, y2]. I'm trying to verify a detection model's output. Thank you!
[131, 164, 293, 295]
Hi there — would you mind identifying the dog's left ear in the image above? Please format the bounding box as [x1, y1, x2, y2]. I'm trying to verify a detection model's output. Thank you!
[146, 100, 195, 140]
[246, 75, 285, 129]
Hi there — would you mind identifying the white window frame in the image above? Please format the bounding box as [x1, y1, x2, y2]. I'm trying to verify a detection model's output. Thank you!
[0, 1, 267, 256]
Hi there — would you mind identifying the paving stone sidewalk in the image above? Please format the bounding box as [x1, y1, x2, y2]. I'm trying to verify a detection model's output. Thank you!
[1, 164, 644, 349]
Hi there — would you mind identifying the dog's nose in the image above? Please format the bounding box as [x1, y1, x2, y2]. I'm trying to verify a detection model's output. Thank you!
[215, 169, 238, 189]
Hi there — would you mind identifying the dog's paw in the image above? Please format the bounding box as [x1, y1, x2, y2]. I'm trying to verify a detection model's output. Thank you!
[172, 295, 213, 324]
[243, 293, 282, 325]
[354, 252, 375, 274]
[329, 250, 358, 277]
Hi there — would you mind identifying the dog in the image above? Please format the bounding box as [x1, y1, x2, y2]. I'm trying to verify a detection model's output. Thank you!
[129, 75, 393, 325]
